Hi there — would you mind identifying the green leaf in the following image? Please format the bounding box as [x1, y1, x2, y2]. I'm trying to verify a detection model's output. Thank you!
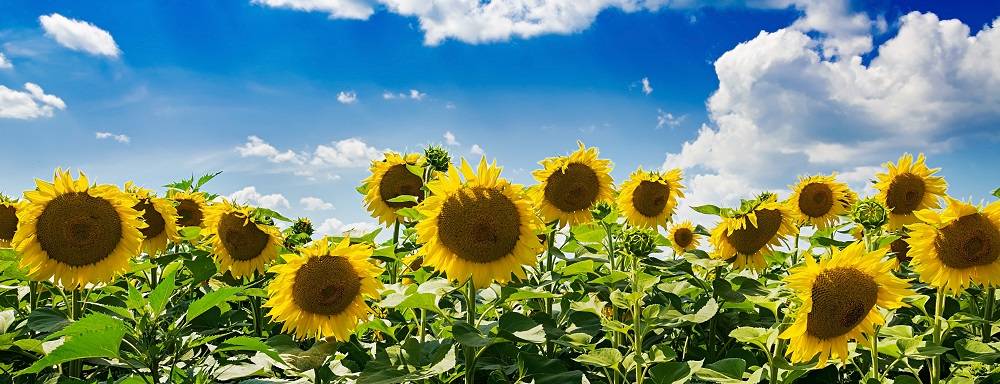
[187, 286, 243, 320]
[147, 268, 177, 315]
[386, 195, 419, 203]
[679, 298, 718, 324]
[993, 187, 1000, 199]
[698, 358, 746, 380]
[395, 207, 425, 220]
[691, 205, 722, 215]
[452, 321, 492, 348]
[560, 260, 595, 276]
[179, 226, 202, 240]
[729, 327, 774, 351]
[184, 252, 218, 283]
[195, 171, 222, 189]
[19, 313, 127, 375]
[216, 336, 286, 364]
[498, 312, 545, 344]
[575, 348, 623, 369]
[253, 207, 291, 223]
[650, 361, 702, 384]
[26, 308, 69, 333]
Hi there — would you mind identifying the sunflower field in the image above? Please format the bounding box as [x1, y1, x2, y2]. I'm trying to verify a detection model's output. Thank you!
[0, 144, 998, 384]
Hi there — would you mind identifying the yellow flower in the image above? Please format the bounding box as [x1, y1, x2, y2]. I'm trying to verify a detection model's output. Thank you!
[203, 200, 283, 278]
[710, 194, 795, 271]
[906, 197, 1000, 293]
[668, 221, 700, 255]
[169, 190, 209, 229]
[530, 142, 614, 227]
[874, 153, 947, 229]
[12, 169, 143, 288]
[363, 152, 425, 225]
[125, 182, 180, 256]
[415, 158, 543, 288]
[788, 174, 857, 229]
[265, 237, 382, 341]
[780, 242, 912, 367]
[617, 167, 684, 229]
[0, 195, 25, 248]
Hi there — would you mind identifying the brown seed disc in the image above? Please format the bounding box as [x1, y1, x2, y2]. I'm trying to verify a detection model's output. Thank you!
[35, 192, 123, 266]
[437, 187, 522, 263]
[632, 180, 670, 217]
[798, 182, 834, 218]
[673, 228, 694, 249]
[0, 205, 17, 242]
[292, 256, 361, 315]
[885, 173, 925, 215]
[806, 267, 878, 339]
[725, 209, 783, 255]
[134, 200, 166, 239]
[935, 213, 1000, 269]
[176, 199, 204, 227]
[218, 212, 269, 261]
[379, 164, 424, 209]
[890, 237, 911, 262]
[543, 163, 601, 212]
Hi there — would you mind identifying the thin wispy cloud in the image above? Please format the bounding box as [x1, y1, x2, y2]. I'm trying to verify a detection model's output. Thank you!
[95, 131, 130, 143]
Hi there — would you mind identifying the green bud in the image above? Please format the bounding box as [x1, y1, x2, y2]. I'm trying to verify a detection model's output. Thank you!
[622, 228, 657, 257]
[291, 217, 315, 236]
[852, 198, 888, 231]
[590, 201, 613, 221]
[424, 145, 452, 173]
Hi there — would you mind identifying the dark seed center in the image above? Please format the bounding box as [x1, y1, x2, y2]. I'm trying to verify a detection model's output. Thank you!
[885, 173, 925, 215]
[0, 205, 16, 242]
[292, 256, 361, 315]
[798, 183, 834, 218]
[673, 228, 693, 249]
[632, 180, 669, 217]
[935, 213, 1000, 269]
[175, 199, 203, 227]
[218, 212, 269, 261]
[437, 187, 522, 263]
[379, 164, 424, 209]
[36, 192, 123, 266]
[725, 209, 783, 255]
[806, 267, 878, 339]
[134, 200, 166, 239]
[543, 163, 600, 212]
[890, 237, 911, 262]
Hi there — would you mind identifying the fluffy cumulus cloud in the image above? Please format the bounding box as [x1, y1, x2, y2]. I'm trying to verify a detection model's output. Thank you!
[316, 217, 378, 236]
[228, 186, 291, 209]
[383, 89, 427, 100]
[470, 144, 484, 155]
[664, 4, 1000, 225]
[96, 131, 130, 143]
[235, 136, 383, 179]
[641, 77, 653, 95]
[0, 82, 66, 119]
[337, 90, 358, 104]
[39, 13, 120, 57]
[237, 135, 304, 163]
[0, 53, 12, 69]
[311, 137, 382, 167]
[444, 131, 459, 146]
[300, 196, 334, 210]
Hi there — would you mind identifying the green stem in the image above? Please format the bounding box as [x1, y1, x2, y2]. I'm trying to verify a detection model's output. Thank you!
[870, 326, 880, 382]
[931, 287, 946, 384]
[465, 280, 477, 384]
[604, 223, 619, 384]
[418, 308, 427, 343]
[632, 254, 644, 384]
[28, 281, 39, 312]
[390, 220, 401, 285]
[543, 226, 556, 356]
[68, 289, 83, 378]
[984, 287, 995, 342]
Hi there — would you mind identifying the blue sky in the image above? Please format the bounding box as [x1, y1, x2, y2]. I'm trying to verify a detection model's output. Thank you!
[1, 0, 998, 233]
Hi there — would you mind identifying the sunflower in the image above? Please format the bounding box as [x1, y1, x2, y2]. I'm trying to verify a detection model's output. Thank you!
[0, 195, 25, 248]
[415, 158, 543, 288]
[530, 142, 614, 227]
[12, 169, 143, 288]
[617, 167, 684, 229]
[875, 153, 947, 230]
[265, 237, 382, 341]
[170, 190, 209, 228]
[710, 193, 796, 271]
[124, 182, 179, 256]
[668, 221, 700, 255]
[788, 174, 857, 229]
[363, 152, 426, 226]
[780, 242, 912, 366]
[906, 197, 1000, 293]
[203, 200, 283, 278]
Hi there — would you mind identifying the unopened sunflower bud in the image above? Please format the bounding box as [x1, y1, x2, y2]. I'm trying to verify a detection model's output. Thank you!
[291, 217, 315, 236]
[622, 228, 657, 257]
[591, 201, 613, 221]
[852, 198, 888, 230]
[424, 145, 451, 173]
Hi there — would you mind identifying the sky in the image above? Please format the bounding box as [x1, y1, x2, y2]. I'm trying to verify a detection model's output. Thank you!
[1, 0, 998, 234]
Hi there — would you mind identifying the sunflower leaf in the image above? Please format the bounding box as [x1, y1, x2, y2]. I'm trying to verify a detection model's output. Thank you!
[691, 205, 722, 216]
[19, 313, 127, 375]
[187, 286, 243, 320]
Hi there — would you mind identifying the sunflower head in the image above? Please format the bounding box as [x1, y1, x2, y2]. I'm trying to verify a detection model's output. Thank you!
[363, 152, 426, 225]
[788, 174, 857, 229]
[710, 193, 796, 271]
[669, 221, 700, 255]
[415, 157, 543, 288]
[906, 197, 1000, 292]
[124, 182, 180, 256]
[0, 194, 25, 248]
[12, 169, 144, 288]
[530, 142, 614, 227]
[852, 198, 889, 231]
[779, 242, 912, 367]
[617, 167, 685, 229]
[203, 200, 283, 278]
[875, 153, 948, 229]
[424, 145, 452, 173]
[266, 236, 383, 341]
[169, 190, 209, 229]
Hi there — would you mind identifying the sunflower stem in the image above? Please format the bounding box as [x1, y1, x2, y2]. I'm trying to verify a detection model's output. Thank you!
[983, 287, 995, 342]
[931, 286, 946, 384]
[464, 280, 477, 384]
[869, 325, 880, 382]
[418, 307, 427, 343]
[632, 253, 645, 384]
[603, 221, 620, 384]
[543, 225, 557, 357]
[28, 281, 39, 312]
[248, 276, 263, 338]
[390, 219, 401, 285]
[67, 289, 83, 378]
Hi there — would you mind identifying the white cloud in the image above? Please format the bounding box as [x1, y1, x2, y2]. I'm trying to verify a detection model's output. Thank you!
[445, 101, 457, 109]
[656, 109, 685, 129]
[470, 144, 484, 156]
[444, 131, 460, 146]
[95, 131, 130, 143]
[311, 137, 382, 167]
[408, 89, 426, 100]
[383, 89, 427, 100]
[337, 90, 358, 104]
[0, 82, 66, 119]
[236, 136, 304, 164]
[641, 77, 653, 95]
[665, 7, 1000, 221]
[228, 186, 291, 210]
[316, 217, 378, 237]
[251, 0, 375, 20]
[300, 196, 334, 210]
[0, 53, 12, 69]
[39, 13, 120, 57]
